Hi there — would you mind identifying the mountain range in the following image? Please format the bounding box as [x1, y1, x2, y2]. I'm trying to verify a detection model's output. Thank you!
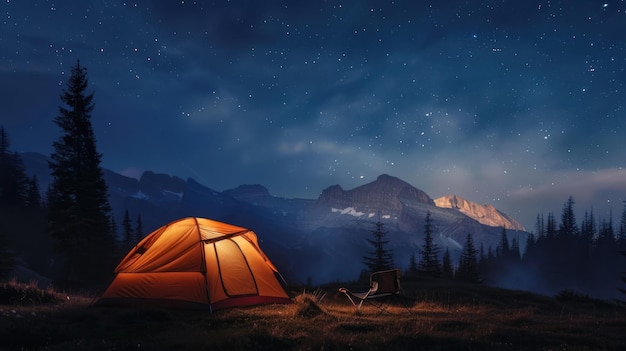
[21, 152, 529, 285]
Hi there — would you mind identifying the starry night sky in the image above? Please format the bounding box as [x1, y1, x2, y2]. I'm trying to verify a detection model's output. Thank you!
[1, 1, 625, 230]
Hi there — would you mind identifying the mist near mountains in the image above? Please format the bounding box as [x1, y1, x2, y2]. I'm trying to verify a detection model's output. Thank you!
[20, 152, 624, 299]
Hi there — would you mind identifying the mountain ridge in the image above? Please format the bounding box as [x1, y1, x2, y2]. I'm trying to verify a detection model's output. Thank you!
[318, 174, 435, 214]
[20, 152, 529, 284]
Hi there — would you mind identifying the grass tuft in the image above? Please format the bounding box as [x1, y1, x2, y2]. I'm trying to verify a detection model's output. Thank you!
[292, 290, 327, 318]
[0, 280, 60, 305]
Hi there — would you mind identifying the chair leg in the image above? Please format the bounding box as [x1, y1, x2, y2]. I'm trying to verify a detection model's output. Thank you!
[344, 294, 357, 308]
[394, 295, 413, 314]
[340, 289, 363, 310]
[368, 296, 413, 315]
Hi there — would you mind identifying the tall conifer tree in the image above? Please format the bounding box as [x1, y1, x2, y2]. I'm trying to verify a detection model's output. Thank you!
[441, 247, 454, 280]
[122, 209, 133, 250]
[0, 127, 29, 207]
[47, 60, 115, 287]
[497, 227, 510, 259]
[134, 213, 143, 244]
[618, 202, 626, 249]
[457, 233, 479, 283]
[26, 175, 42, 208]
[362, 220, 394, 273]
[418, 211, 441, 277]
[559, 196, 578, 238]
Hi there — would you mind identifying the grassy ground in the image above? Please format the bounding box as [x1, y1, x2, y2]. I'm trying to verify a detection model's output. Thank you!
[1, 280, 625, 350]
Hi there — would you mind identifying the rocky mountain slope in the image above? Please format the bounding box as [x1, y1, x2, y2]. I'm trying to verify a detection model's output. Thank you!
[434, 195, 526, 231]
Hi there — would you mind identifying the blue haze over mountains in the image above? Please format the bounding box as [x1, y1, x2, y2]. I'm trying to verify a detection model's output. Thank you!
[22, 152, 527, 286]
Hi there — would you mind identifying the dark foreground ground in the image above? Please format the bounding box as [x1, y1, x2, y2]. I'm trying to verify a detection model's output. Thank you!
[1, 280, 625, 350]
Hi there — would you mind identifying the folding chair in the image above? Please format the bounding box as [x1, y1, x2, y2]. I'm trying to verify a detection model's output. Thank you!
[339, 268, 411, 313]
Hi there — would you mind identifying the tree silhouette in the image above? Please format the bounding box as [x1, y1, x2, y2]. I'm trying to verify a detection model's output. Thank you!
[46, 60, 116, 288]
[510, 236, 521, 262]
[407, 252, 418, 276]
[0, 126, 29, 207]
[618, 202, 626, 250]
[618, 251, 626, 294]
[122, 209, 134, 250]
[109, 215, 118, 248]
[497, 227, 510, 259]
[523, 233, 535, 260]
[418, 211, 441, 277]
[559, 196, 578, 238]
[25, 175, 42, 208]
[441, 247, 454, 280]
[134, 213, 143, 243]
[362, 220, 394, 273]
[554, 197, 579, 289]
[457, 233, 479, 283]
[0, 127, 48, 279]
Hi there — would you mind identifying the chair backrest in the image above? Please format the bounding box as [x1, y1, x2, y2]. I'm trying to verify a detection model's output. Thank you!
[369, 269, 401, 296]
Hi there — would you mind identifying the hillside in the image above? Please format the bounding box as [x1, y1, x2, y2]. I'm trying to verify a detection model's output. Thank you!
[1, 280, 624, 350]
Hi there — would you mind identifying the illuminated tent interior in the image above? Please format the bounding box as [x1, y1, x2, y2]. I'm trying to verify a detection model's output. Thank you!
[96, 217, 291, 311]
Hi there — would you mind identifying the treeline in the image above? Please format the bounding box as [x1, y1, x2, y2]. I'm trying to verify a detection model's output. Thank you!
[403, 200, 626, 299]
[0, 127, 49, 281]
[0, 128, 43, 209]
[0, 61, 144, 289]
[363, 212, 484, 284]
[483, 197, 626, 299]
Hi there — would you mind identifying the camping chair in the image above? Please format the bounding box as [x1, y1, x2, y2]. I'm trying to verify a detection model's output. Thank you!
[339, 268, 411, 313]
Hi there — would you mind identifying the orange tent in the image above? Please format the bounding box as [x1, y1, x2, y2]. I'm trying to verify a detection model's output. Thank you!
[96, 217, 291, 311]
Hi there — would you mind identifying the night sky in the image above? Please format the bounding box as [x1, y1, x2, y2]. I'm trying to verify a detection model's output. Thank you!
[2, 1, 625, 230]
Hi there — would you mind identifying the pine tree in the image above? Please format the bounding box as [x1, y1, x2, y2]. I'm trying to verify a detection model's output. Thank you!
[580, 210, 596, 255]
[591, 217, 621, 297]
[523, 233, 535, 260]
[109, 216, 118, 244]
[545, 212, 557, 239]
[0, 127, 29, 207]
[46, 60, 116, 288]
[577, 210, 596, 284]
[510, 236, 520, 261]
[0, 127, 6, 156]
[618, 202, 626, 250]
[559, 196, 578, 238]
[25, 175, 42, 208]
[122, 209, 134, 250]
[535, 213, 545, 240]
[134, 213, 143, 244]
[408, 252, 418, 275]
[595, 218, 616, 253]
[441, 247, 454, 280]
[497, 227, 510, 259]
[478, 244, 495, 280]
[457, 233, 479, 283]
[418, 211, 441, 277]
[615, 204, 626, 297]
[552, 197, 580, 287]
[362, 220, 394, 273]
[618, 251, 626, 294]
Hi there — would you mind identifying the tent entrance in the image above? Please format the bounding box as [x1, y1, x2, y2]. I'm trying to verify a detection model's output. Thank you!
[213, 239, 258, 296]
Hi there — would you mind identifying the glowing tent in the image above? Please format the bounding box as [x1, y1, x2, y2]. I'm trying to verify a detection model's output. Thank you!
[96, 217, 291, 311]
